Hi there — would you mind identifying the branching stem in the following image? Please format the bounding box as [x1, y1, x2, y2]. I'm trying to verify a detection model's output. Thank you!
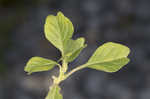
[53, 59, 68, 85]
[65, 64, 87, 79]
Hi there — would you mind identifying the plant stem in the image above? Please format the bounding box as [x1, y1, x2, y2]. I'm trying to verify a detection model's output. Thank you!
[62, 59, 68, 73]
[65, 64, 87, 79]
[53, 59, 68, 84]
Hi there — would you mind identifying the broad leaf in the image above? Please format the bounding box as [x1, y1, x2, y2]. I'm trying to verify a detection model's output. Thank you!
[64, 37, 86, 62]
[24, 57, 57, 74]
[86, 42, 130, 72]
[44, 12, 74, 55]
[45, 84, 62, 99]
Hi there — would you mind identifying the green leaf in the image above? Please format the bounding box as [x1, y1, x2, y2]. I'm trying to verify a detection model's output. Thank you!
[45, 84, 63, 99]
[64, 37, 86, 62]
[24, 57, 57, 74]
[86, 42, 130, 72]
[44, 11, 74, 55]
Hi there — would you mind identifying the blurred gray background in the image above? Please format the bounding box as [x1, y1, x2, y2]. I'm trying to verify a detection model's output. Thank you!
[0, 0, 150, 99]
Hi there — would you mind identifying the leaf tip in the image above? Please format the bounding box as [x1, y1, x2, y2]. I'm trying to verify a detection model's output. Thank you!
[57, 11, 64, 16]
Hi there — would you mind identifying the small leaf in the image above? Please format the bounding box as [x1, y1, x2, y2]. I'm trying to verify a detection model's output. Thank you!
[86, 42, 130, 72]
[44, 11, 74, 54]
[45, 84, 63, 99]
[64, 37, 86, 62]
[24, 57, 57, 74]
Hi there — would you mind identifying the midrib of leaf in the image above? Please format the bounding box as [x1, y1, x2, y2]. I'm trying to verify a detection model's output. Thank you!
[56, 15, 69, 56]
[60, 18, 68, 42]
[55, 17, 64, 54]
[28, 62, 56, 68]
[87, 57, 128, 66]
[91, 46, 119, 62]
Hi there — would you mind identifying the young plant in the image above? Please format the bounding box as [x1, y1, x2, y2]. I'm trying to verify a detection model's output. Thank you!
[24, 12, 130, 99]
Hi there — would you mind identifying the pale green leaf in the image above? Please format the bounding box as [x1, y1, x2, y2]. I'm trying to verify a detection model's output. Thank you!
[44, 12, 74, 54]
[86, 42, 130, 72]
[64, 37, 86, 62]
[45, 84, 62, 99]
[24, 57, 57, 74]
